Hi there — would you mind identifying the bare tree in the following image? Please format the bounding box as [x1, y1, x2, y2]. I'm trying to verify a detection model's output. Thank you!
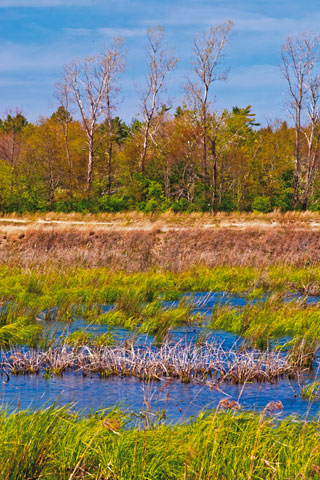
[281, 33, 320, 208]
[301, 67, 320, 208]
[62, 37, 124, 190]
[186, 20, 233, 189]
[102, 38, 125, 195]
[140, 26, 177, 173]
[53, 83, 74, 192]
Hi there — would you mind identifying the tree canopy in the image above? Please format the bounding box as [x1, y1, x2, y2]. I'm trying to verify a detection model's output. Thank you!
[1, 27, 320, 213]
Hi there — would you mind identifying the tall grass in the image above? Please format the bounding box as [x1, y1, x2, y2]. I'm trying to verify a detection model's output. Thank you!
[0, 264, 319, 310]
[0, 405, 319, 479]
[211, 293, 320, 343]
[1, 266, 320, 347]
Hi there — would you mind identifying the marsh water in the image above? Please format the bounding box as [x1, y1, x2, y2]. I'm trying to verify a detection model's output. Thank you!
[1, 292, 319, 421]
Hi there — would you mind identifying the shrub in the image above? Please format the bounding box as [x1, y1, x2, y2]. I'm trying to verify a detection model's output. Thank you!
[171, 198, 189, 213]
[251, 196, 272, 213]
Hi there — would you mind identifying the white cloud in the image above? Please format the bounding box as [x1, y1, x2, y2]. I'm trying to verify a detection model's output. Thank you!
[0, 42, 72, 73]
[0, 0, 91, 6]
[98, 27, 146, 38]
[63, 27, 146, 38]
[140, 3, 320, 38]
[235, 14, 320, 36]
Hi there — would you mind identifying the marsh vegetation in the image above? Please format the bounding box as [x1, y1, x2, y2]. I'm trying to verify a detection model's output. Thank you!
[1, 220, 320, 478]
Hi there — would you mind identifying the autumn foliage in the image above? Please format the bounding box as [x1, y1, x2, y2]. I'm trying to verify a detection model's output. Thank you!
[1, 27, 320, 214]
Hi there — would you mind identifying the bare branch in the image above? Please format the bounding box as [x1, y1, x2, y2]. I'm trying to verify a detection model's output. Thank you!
[281, 32, 320, 208]
[60, 37, 125, 189]
[140, 26, 178, 173]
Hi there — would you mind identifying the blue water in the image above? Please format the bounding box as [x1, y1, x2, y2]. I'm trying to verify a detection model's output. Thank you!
[1, 291, 319, 421]
[1, 371, 319, 421]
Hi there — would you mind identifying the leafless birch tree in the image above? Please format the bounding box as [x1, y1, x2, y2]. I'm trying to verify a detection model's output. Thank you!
[102, 38, 125, 194]
[140, 26, 177, 173]
[188, 21, 233, 178]
[301, 69, 320, 208]
[62, 37, 124, 190]
[53, 83, 73, 192]
[281, 33, 320, 208]
[186, 21, 233, 196]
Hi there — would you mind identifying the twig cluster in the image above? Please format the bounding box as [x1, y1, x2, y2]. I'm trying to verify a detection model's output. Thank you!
[0, 341, 307, 384]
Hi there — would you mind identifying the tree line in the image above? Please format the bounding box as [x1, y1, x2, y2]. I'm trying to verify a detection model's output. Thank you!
[1, 23, 320, 213]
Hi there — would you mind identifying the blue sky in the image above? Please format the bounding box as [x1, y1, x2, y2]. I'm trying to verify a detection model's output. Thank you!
[0, 0, 320, 124]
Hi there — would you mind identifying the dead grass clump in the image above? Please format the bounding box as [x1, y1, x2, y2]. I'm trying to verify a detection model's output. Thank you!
[218, 398, 241, 410]
[263, 400, 283, 415]
[299, 282, 320, 296]
[286, 338, 319, 369]
[1, 342, 307, 384]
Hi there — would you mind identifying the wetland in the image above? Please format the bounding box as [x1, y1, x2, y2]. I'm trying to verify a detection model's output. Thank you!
[1, 215, 320, 478]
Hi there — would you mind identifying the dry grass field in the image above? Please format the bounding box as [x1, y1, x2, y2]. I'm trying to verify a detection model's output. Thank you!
[0, 211, 320, 269]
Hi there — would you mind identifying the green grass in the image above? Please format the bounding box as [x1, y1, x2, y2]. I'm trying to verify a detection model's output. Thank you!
[97, 298, 202, 343]
[64, 330, 114, 348]
[1, 265, 320, 348]
[210, 294, 320, 346]
[301, 382, 320, 400]
[0, 303, 44, 348]
[1, 265, 319, 311]
[0, 405, 320, 479]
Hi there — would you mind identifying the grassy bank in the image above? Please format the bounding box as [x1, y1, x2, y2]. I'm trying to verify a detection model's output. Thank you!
[1, 214, 320, 269]
[1, 405, 319, 480]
